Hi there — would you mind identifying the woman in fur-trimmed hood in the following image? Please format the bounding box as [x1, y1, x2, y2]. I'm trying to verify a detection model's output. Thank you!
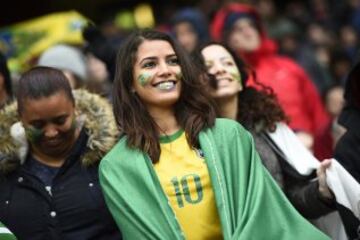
[0, 66, 122, 240]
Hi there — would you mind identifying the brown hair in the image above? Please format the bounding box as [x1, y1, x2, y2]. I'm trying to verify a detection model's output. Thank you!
[112, 29, 216, 163]
[196, 42, 288, 132]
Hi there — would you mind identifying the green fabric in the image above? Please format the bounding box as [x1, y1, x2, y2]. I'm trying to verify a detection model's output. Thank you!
[159, 129, 184, 143]
[99, 118, 330, 240]
[0, 222, 17, 240]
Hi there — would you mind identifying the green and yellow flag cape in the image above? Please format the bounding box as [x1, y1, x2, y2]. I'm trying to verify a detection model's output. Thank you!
[0, 10, 87, 74]
[100, 118, 330, 240]
[0, 221, 17, 240]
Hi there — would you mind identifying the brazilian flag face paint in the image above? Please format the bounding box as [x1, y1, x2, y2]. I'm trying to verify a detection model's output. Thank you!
[25, 126, 43, 144]
[24, 115, 77, 144]
[228, 66, 242, 87]
[137, 73, 153, 86]
[69, 115, 78, 132]
[175, 70, 183, 81]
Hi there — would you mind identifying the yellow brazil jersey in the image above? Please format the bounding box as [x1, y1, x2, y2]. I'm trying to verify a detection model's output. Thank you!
[154, 130, 223, 240]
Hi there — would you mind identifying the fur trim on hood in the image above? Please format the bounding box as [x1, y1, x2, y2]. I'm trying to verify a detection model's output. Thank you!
[0, 89, 119, 174]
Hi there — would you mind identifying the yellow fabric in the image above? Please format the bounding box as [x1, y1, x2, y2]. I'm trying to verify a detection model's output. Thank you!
[154, 131, 222, 240]
[0, 11, 88, 74]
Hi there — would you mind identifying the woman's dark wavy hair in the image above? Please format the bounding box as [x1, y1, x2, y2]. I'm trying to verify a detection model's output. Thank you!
[112, 29, 216, 163]
[195, 42, 288, 132]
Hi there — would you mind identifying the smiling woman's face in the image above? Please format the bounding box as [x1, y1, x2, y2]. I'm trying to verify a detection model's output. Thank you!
[132, 40, 182, 111]
[201, 44, 243, 99]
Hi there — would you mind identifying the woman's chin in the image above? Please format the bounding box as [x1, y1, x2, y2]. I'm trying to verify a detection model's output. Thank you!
[214, 89, 239, 99]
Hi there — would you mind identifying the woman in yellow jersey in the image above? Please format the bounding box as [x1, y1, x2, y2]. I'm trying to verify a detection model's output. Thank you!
[99, 29, 330, 240]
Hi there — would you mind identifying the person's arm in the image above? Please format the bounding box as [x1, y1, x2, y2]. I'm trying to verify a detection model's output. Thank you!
[282, 159, 335, 219]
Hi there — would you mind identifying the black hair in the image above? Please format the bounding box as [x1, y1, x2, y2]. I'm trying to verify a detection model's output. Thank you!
[16, 66, 75, 115]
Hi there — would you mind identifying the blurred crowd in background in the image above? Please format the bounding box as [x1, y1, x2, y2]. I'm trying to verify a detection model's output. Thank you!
[0, 1, 360, 239]
[0, 0, 360, 158]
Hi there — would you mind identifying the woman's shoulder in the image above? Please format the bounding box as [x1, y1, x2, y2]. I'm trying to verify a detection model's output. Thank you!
[213, 118, 247, 132]
[99, 135, 145, 169]
[100, 137, 127, 163]
[206, 118, 251, 141]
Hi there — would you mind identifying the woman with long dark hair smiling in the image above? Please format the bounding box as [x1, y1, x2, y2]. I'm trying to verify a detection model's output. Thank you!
[99, 29, 329, 239]
[197, 42, 335, 221]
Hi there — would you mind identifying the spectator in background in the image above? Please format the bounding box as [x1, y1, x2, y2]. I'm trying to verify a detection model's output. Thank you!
[277, 24, 334, 95]
[0, 67, 122, 240]
[170, 7, 210, 53]
[0, 51, 13, 109]
[197, 42, 335, 220]
[335, 60, 360, 183]
[314, 84, 346, 160]
[37, 44, 88, 89]
[99, 29, 329, 240]
[84, 52, 113, 100]
[330, 50, 353, 84]
[339, 24, 360, 63]
[82, 24, 118, 82]
[210, 2, 330, 149]
[334, 59, 360, 239]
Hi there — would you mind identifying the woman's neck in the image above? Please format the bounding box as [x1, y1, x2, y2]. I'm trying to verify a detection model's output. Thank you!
[31, 149, 66, 167]
[148, 107, 180, 135]
[216, 95, 239, 120]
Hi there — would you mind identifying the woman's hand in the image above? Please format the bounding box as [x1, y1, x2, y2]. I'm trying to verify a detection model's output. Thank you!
[317, 159, 334, 199]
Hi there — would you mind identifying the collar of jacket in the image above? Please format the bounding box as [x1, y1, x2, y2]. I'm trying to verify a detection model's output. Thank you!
[0, 89, 119, 174]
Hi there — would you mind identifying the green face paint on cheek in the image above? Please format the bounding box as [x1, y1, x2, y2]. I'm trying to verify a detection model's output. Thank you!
[137, 73, 152, 86]
[175, 71, 183, 81]
[25, 126, 43, 143]
[71, 116, 77, 130]
[228, 67, 242, 85]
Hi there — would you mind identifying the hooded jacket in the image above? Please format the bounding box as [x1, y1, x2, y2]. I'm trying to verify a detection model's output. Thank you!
[99, 118, 329, 240]
[334, 61, 360, 239]
[171, 7, 210, 48]
[0, 89, 121, 240]
[211, 3, 330, 136]
[335, 64, 360, 182]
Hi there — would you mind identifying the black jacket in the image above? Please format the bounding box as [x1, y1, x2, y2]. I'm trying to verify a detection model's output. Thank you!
[252, 131, 335, 219]
[0, 90, 122, 240]
[334, 61, 360, 240]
